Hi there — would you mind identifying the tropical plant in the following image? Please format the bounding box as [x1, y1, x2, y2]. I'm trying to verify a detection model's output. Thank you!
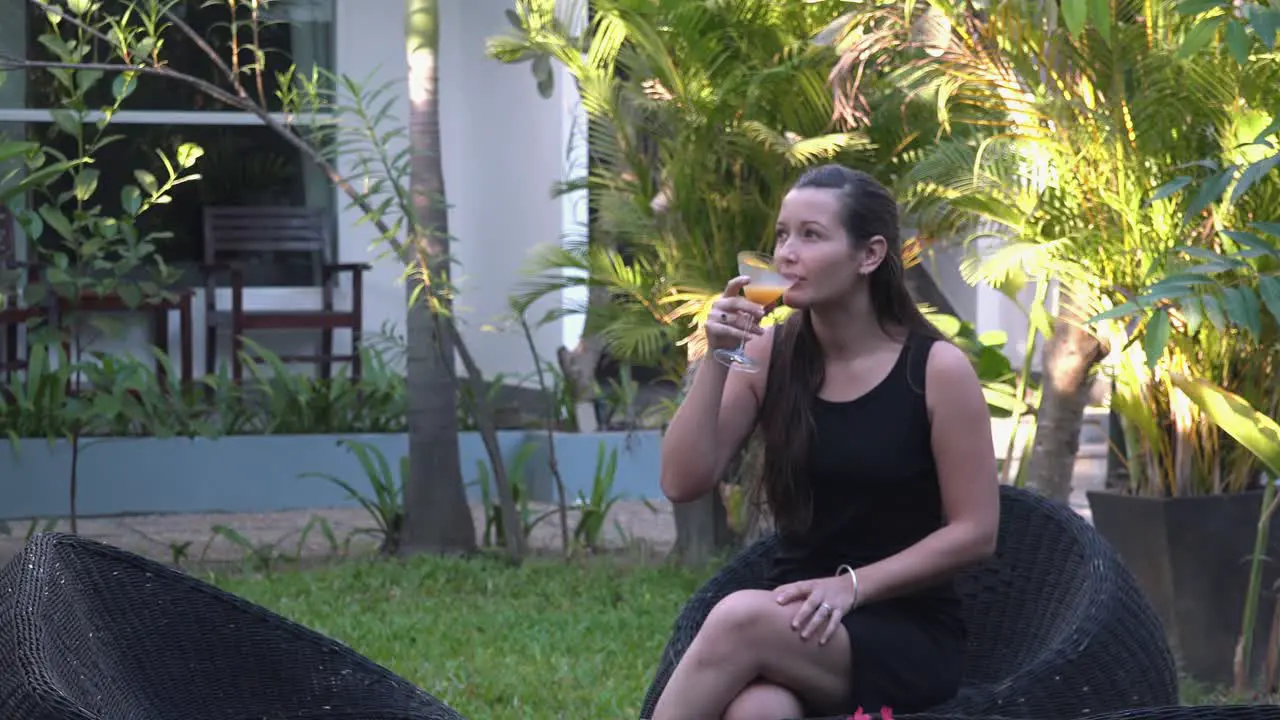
[823, 0, 1280, 500]
[1071, 5, 1279, 687]
[573, 440, 624, 552]
[236, 338, 409, 435]
[489, 0, 917, 382]
[514, 302, 573, 553]
[492, 0, 1036, 429]
[0, 14, 198, 313]
[472, 440, 571, 551]
[1094, 225, 1280, 495]
[1075, 0, 1280, 497]
[301, 439, 406, 556]
[1, 340, 413, 439]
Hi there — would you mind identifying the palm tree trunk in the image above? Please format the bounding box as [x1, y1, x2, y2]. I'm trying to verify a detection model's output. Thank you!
[399, 0, 476, 555]
[1022, 317, 1107, 503]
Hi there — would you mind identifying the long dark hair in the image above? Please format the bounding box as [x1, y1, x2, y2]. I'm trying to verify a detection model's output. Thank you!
[754, 164, 941, 534]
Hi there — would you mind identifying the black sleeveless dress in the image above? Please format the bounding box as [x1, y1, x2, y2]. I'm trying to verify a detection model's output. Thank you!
[763, 330, 966, 714]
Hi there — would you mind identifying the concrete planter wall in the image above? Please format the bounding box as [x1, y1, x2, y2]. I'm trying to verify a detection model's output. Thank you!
[0, 431, 663, 520]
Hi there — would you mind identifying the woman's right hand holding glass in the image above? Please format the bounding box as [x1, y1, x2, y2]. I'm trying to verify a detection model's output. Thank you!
[706, 276, 765, 352]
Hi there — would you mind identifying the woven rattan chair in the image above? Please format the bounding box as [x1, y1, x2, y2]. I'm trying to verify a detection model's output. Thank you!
[0, 532, 463, 720]
[640, 485, 1179, 719]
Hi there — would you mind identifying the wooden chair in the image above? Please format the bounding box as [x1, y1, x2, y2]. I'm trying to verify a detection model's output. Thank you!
[0, 261, 52, 385]
[0, 204, 13, 262]
[0, 207, 14, 378]
[1, 206, 55, 385]
[201, 206, 369, 382]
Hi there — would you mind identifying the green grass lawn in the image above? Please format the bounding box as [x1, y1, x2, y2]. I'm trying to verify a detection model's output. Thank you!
[215, 554, 711, 719]
[214, 553, 1270, 718]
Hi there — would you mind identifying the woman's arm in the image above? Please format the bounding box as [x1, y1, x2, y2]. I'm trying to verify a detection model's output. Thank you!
[659, 329, 773, 503]
[846, 340, 1001, 606]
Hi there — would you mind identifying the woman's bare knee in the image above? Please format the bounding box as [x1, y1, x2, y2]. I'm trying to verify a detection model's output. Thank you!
[696, 589, 852, 714]
[724, 681, 804, 720]
[694, 590, 776, 662]
[650, 591, 784, 719]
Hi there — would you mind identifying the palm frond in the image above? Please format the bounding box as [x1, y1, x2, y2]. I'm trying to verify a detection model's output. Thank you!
[492, 0, 942, 372]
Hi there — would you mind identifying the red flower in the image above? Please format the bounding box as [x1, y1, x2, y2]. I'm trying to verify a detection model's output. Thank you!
[881, 708, 894, 720]
[847, 706, 893, 720]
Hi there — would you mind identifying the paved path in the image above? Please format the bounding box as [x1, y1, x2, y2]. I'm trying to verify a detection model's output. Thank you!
[0, 442, 1108, 570]
[0, 501, 677, 568]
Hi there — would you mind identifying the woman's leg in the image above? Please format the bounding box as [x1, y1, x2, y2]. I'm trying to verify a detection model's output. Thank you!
[724, 682, 805, 720]
[651, 589, 853, 720]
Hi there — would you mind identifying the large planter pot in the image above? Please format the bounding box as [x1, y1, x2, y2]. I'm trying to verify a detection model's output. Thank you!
[0, 431, 664, 520]
[1087, 489, 1280, 685]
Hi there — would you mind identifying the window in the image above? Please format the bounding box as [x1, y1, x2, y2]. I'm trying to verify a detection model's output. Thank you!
[0, 0, 337, 287]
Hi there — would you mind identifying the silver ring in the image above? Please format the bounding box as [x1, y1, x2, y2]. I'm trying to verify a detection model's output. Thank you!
[720, 312, 728, 322]
[818, 602, 834, 614]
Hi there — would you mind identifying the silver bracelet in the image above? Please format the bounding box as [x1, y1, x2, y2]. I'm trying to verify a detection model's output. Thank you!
[836, 564, 860, 610]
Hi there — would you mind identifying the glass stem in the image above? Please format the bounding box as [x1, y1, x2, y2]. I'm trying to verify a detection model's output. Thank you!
[735, 312, 750, 356]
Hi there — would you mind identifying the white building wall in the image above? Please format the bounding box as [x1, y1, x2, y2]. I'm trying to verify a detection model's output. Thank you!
[434, 0, 566, 379]
[921, 238, 1041, 372]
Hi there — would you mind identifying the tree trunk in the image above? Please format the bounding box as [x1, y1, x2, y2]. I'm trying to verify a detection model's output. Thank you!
[732, 433, 772, 543]
[556, 284, 610, 431]
[399, 0, 476, 556]
[557, 338, 603, 431]
[447, 320, 526, 562]
[1022, 317, 1106, 503]
[672, 494, 736, 567]
[670, 353, 741, 566]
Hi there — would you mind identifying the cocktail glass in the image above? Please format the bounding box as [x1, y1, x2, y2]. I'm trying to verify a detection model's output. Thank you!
[712, 251, 790, 373]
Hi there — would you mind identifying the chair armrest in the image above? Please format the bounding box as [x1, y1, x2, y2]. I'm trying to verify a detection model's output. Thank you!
[198, 262, 237, 279]
[952, 568, 1176, 716]
[933, 507, 1178, 717]
[321, 262, 373, 275]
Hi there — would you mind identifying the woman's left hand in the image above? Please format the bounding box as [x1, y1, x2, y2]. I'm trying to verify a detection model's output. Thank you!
[773, 576, 856, 645]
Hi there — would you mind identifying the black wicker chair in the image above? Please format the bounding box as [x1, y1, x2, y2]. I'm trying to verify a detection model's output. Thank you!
[640, 485, 1180, 720]
[0, 532, 464, 720]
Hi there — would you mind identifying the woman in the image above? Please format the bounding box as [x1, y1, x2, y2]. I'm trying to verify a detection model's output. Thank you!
[651, 164, 1000, 720]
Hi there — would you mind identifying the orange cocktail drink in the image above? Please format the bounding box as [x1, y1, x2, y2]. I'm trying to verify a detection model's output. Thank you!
[743, 284, 786, 308]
